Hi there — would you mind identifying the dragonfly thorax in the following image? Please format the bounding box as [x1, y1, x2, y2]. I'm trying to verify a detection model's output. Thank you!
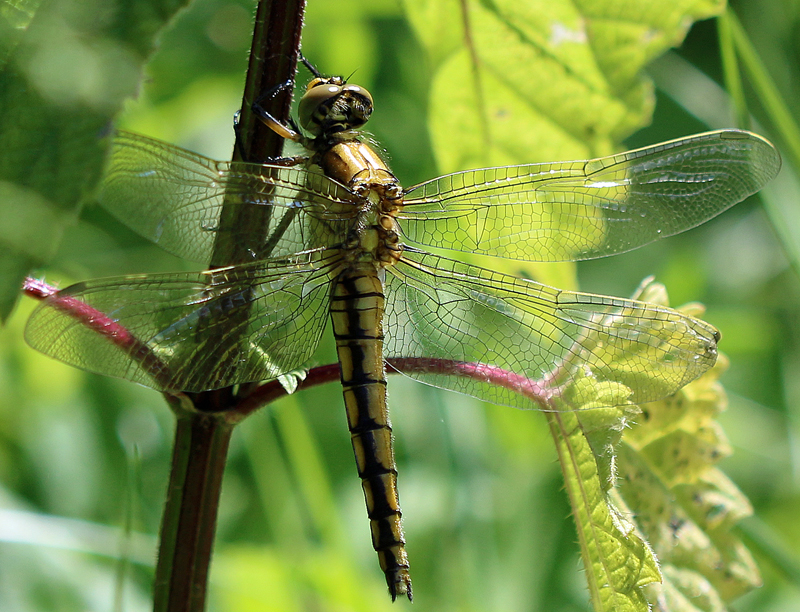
[341, 201, 403, 267]
[317, 138, 404, 268]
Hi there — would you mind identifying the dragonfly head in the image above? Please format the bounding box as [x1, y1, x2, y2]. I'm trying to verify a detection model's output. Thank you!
[298, 76, 374, 137]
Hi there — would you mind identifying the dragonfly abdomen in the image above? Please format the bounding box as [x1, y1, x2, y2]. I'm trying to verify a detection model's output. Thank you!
[330, 265, 412, 601]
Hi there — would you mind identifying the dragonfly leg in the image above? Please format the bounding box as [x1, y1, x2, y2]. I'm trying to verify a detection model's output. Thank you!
[251, 79, 303, 142]
[299, 52, 322, 78]
[233, 106, 309, 166]
[258, 154, 310, 167]
[242, 80, 315, 166]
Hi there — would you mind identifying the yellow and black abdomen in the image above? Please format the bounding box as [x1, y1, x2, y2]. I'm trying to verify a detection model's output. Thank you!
[329, 263, 412, 601]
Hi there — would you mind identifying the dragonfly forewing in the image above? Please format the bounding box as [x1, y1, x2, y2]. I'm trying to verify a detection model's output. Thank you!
[385, 249, 719, 411]
[400, 130, 781, 262]
[100, 132, 361, 265]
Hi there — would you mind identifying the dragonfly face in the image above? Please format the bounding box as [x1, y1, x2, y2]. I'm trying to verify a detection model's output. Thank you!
[297, 76, 374, 136]
[25, 72, 781, 601]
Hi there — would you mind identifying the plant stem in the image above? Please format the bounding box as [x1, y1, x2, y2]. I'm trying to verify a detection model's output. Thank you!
[152, 0, 306, 609]
[153, 404, 234, 612]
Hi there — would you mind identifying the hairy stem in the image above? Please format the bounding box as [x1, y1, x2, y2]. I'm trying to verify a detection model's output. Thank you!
[153, 408, 234, 612]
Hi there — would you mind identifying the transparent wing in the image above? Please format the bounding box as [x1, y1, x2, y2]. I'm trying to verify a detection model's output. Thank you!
[25, 252, 339, 392]
[99, 131, 361, 264]
[384, 249, 719, 410]
[401, 130, 781, 261]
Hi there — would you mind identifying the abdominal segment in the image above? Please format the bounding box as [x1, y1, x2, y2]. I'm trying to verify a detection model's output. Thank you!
[330, 264, 412, 601]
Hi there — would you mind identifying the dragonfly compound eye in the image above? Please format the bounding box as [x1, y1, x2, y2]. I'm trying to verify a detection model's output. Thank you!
[299, 79, 344, 133]
[339, 84, 373, 129]
[342, 84, 373, 107]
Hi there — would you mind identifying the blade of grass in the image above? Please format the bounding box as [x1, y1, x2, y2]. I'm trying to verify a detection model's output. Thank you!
[724, 9, 800, 172]
[274, 397, 347, 551]
[717, 11, 749, 129]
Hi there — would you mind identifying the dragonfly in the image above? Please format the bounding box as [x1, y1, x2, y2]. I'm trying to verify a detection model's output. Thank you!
[25, 68, 780, 600]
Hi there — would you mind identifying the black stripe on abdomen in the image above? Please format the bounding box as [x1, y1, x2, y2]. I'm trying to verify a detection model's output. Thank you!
[330, 266, 412, 601]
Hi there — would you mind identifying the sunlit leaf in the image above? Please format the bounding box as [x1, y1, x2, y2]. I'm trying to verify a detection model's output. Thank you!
[618, 299, 761, 610]
[403, 0, 726, 287]
[548, 399, 661, 612]
[545, 276, 760, 612]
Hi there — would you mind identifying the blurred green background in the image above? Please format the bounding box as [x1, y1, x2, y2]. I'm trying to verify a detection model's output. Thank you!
[1, 0, 799, 610]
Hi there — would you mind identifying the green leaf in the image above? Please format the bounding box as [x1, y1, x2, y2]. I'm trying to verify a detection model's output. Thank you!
[403, 0, 725, 288]
[0, 0, 192, 320]
[549, 361, 662, 611]
[547, 280, 760, 612]
[618, 316, 761, 610]
[547, 405, 662, 612]
[408, 0, 726, 171]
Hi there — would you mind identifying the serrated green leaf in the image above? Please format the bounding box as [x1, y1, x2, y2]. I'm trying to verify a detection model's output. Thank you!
[673, 469, 754, 531]
[0, 0, 192, 320]
[405, 0, 726, 286]
[560, 373, 635, 490]
[644, 566, 728, 612]
[548, 406, 661, 612]
[412, 0, 727, 172]
[546, 275, 760, 612]
[618, 333, 761, 609]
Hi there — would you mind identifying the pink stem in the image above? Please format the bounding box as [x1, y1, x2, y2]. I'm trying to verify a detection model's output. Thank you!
[23, 277, 177, 392]
[23, 277, 557, 420]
